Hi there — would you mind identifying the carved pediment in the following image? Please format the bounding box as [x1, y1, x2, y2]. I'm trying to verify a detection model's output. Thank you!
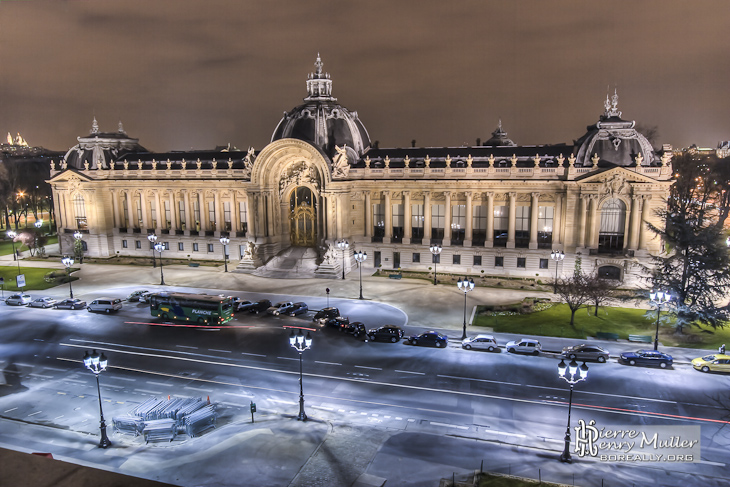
[576, 166, 661, 186]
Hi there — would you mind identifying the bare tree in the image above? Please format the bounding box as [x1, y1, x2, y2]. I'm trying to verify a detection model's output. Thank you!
[555, 272, 592, 328]
[585, 273, 620, 317]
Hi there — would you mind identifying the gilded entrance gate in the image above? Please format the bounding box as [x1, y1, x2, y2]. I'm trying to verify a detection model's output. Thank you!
[290, 187, 317, 246]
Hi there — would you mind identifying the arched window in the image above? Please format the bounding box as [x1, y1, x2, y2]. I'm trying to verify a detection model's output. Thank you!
[598, 198, 626, 252]
[73, 194, 88, 230]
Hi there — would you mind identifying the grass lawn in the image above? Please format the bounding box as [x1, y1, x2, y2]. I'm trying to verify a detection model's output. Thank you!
[0, 265, 77, 293]
[0, 232, 58, 256]
[474, 302, 730, 350]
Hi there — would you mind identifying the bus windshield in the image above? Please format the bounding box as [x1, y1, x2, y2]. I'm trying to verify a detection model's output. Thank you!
[149, 292, 234, 325]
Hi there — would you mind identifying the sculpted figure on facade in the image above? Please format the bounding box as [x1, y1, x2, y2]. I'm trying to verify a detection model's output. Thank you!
[322, 243, 337, 265]
[242, 241, 257, 260]
[601, 173, 627, 198]
[279, 161, 320, 195]
[332, 145, 350, 178]
[242, 147, 256, 177]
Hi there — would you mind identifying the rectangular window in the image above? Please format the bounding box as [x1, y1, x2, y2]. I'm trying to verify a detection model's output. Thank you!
[122, 240, 128, 248]
[207, 243, 214, 253]
[136, 195, 143, 227]
[208, 201, 216, 231]
[193, 243, 199, 252]
[135, 240, 141, 249]
[122, 198, 129, 227]
[392, 204, 404, 243]
[539, 258, 549, 269]
[164, 201, 171, 229]
[451, 205, 466, 245]
[431, 204, 445, 242]
[493, 205, 508, 247]
[495, 256, 504, 267]
[178, 242, 184, 251]
[432, 253, 441, 264]
[163, 242, 170, 250]
[239, 201, 248, 235]
[517, 257, 526, 268]
[473, 255, 482, 266]
[412, 252, 420, 263]
[373, 203, 384, 242]
[193, 200, 200, 230]
[473, 205, 486, 246]
[224, 201, 231, 231]
[73, 194, 88, 229]
[150, 200, 157, 228]
[538, 206, 554, 249]
[515, 206, 530, 248]
[411, 204, 424, 243]
[178, 200, 186, 230]
[453, 254, 461, 265]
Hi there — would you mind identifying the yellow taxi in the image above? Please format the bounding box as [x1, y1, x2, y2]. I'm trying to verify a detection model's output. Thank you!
[691, 354, 730, 373]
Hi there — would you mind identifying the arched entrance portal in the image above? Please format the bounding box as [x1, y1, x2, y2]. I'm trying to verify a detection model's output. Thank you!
[290, 187, 317, 246]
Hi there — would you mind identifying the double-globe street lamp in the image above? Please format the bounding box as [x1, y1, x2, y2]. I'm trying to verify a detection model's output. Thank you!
[220, 236, 230, 272]
[557, 358, 589, 463]
[154, 242, 166, 285]
[337, 239, 349, 280]
[289, 329, 312, 421]
[82, 350, 112, 449]
[429, 244, 442, 285]
[354, 250, 367, 300]
[649, 290, 672, 351]
[457, 276, 475, 340]
[148, 233, 157, 268]
[6, 230, 20, 273]
[550, 250, 565, 294]
[61, 256, 74, 298]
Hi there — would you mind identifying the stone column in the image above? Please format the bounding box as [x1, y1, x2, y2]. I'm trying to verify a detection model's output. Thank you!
[169, 192, 178, 233]
[213, 190, 222, 236]
[111, 190, 120, 229]
[444, 191, 452, 243]
[154, 190, 163, 232]
[403, 191, 412, 244]
[183, 190, 192, 235]
[589, 195, 600, 249]
[53, 191, 64, 230]
[485, 192, 494, 248]
[638, 195, 651, 250]
[553, 194, 563, 246]
[507, 192, 516, 249]
[266, 191, 275, 238]
[529, 192, 540, 249]
[197, 192, 206, 232]
[464, 191, 473, 246]
[628, 195, 641, 250]
[424, 192, 432, 241]
[383, 190, 392, 243]
[230, 192, 238, 235]
[126, 191, 135, 229]
[577, 195, 588, 248]
[139, 191, 149, 231]
[364, 191, 372, 238]
[246, 193, 256, 238]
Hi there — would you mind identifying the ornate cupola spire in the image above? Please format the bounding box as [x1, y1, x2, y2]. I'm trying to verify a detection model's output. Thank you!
[118, 120, 126, 134]
[305, 53, 336, 102]
[603, 88, 622, 118]
[91, 117, 99, 135]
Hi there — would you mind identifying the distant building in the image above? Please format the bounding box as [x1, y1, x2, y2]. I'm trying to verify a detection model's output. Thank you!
[49, 56, 673, 285]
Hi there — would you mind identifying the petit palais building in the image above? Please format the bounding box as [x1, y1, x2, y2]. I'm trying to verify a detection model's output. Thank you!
[49, 56, 673, 285]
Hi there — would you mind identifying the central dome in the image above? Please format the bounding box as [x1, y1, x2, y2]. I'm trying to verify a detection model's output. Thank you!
[271, 55, 371, 159]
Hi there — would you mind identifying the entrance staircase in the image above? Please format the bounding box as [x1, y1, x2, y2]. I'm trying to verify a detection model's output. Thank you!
[252, 246, 320, 279]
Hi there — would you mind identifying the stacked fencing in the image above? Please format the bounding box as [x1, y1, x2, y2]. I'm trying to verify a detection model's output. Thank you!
[112, 397, 216, 443]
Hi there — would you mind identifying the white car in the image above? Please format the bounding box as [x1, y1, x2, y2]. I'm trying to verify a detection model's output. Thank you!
[505, 338, 542, 355]
[29, 297, 57, 308]
[6, 294, 32, 306]
[462, 334, 499, 352]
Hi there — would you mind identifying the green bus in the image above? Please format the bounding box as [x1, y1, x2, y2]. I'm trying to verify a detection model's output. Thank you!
[149, 292, 235, 325]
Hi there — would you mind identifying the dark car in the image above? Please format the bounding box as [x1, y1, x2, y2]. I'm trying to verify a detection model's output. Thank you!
[345, 322, 367, 338]
[127, 289, 150, 302]
[54, 298, 87, 310]
[249, 299, 272, 314]
[368, 325, 405, 343]
[268, 301, 295, 316]
[313, 307, 340, 324]
[236, 300, 256, 312]
[620, 350, 673, 368]
[408, 331, 448, 348]
[289, 302, 309, 316]
[325, 316, 350, 330]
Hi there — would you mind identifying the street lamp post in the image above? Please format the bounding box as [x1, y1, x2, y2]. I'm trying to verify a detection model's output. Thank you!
[557, 358, 589, 463]
[550, 250, 565, 294]
[429, 244, 442, 285]
[219, 236, 230, 272]
[649, 290, 671, 351]
[7, 230, 20, 273]
[354, 250, 367, 300]
[457, 277, 475, 340]
[154, 242, 166, 285]
[62, 256, 74, 299]
[289, 329, 312, 421]
[337, 239, 349, 279]
[148, 234, 157, 268]
[83, 350, 112, 449]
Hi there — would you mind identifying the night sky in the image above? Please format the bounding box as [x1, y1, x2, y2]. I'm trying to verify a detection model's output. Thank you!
[1, 0, 728, 153]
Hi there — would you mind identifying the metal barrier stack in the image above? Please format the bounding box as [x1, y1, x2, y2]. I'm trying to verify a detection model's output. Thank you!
[113, 396, 217, 443]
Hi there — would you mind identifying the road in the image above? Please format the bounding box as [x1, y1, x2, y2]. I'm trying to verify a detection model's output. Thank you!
[1, 283, 730, 486]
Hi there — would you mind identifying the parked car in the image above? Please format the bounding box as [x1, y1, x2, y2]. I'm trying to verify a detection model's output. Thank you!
[408, 331, 448, 348]
[368, 325, 405, 343]
[344, 322, 367, 338]
[506, 338, 542, 355]
[462, 334, 499, 352]
[249, 299, 272, 314]
[29, 296, 57, 308]
[324, 316, 350, 330]
[236, 300, 255, 312]
[127, 289, 150, 302]
[289, 302, 309, 316]
[619, 350, 673, 368]
[269, 301, 295, 316]
[562, 344, 609, 363]
[691, 354, 730, 373]
[87, 297, 123, 313]
[6, 294, 32, 306]
[313, 307, 340, 324]
[54, 298, 87, 310]
[138, 292, 153, 304]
